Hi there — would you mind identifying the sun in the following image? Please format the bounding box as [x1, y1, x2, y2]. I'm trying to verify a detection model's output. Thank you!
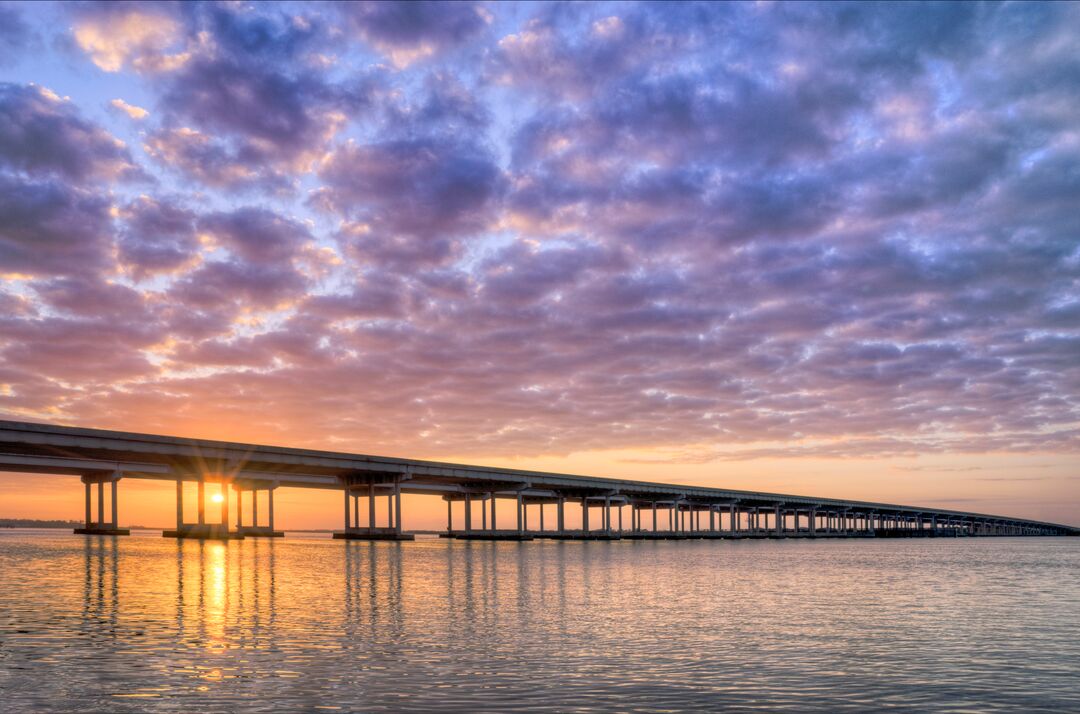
[211, 493, 224, 504]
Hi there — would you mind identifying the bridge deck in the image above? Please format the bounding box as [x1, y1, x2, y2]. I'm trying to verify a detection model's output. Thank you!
[0, 419, 1075, 538]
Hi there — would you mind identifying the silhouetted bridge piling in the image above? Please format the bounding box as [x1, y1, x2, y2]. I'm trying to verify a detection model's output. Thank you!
[1, 420, 1075, 540]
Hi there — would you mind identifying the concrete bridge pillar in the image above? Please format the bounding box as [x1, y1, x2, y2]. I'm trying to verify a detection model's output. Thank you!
[163, 476, 241, 540]
[220, 483, 228, 529]
[394, 480, 402, 535]
[343, 486, 351, 530]
[76, 472, 128, 536]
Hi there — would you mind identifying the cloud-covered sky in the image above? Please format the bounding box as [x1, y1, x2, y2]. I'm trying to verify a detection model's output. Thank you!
[1, 1, 1078, 524]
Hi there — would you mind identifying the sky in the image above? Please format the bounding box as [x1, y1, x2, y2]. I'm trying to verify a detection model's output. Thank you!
[0, 1, 1078, 529]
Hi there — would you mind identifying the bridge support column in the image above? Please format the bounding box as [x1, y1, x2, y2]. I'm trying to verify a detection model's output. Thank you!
[164, 476, 241, 540]
[557, 496, 565, 532]
[219, 483, 228, 531]
[224, 481, 282, 537]
[75, 472, 129, 536]
[394, 480, 402, 536]
[367, 483, 375, 532]
[334, 478, 412, 541]
[176, 479, 183, 529]
[344, 487, 351, 531]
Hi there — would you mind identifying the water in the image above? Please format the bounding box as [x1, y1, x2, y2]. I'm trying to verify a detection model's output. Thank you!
[1, 531, 1078, 712]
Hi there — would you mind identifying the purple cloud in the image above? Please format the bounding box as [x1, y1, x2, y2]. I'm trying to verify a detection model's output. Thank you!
[341, 1, 489, 66]
[0, 83, 141, 182]
[0, 175, 113, 276]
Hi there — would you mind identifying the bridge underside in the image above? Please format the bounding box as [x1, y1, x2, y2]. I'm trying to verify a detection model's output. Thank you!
[1, 420, 1075, 540]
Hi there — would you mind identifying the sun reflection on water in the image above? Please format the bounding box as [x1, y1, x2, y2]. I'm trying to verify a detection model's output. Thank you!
[2, 533, 1079, 711]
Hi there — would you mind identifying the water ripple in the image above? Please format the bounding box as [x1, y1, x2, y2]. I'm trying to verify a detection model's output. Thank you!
[1, 532, 1078, 712]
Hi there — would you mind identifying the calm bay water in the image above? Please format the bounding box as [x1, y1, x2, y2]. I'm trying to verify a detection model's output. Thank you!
[1, 530, 1078, 712]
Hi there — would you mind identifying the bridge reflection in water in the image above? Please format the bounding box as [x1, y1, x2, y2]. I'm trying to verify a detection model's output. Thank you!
[4, 532, 1080, 711]
[2, 419, 1076, 539]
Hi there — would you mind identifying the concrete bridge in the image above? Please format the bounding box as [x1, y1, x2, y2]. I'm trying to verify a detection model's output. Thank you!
[0, 420, 1076, 540]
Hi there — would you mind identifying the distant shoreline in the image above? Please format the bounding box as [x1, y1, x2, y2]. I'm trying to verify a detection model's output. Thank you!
[1, 520, 443, 534]
[0, 519, 158, 529]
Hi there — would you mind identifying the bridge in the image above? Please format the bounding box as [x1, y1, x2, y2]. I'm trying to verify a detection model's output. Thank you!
[0, 420, 1076, 540]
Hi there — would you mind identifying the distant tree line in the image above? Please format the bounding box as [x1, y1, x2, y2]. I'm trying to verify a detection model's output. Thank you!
[0, 518, 153, 529]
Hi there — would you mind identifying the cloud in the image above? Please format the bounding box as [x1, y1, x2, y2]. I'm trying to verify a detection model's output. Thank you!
[0, 83, 142, 182]
[71, 4, 189, 73]
[198, 207, 312, 264]
[116, 195, 199, 278]
[109, 98, 148, 120]
[110, 3, 375, 190]
[160, 56, 341, 169]
[142, 127, 289, 191]
[341, 1, 490, 67]
[0, 5, 35, 66]
[170, 260, 308, 311]
[313, 137, 503, 268]
[0, 175, 113, 277]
